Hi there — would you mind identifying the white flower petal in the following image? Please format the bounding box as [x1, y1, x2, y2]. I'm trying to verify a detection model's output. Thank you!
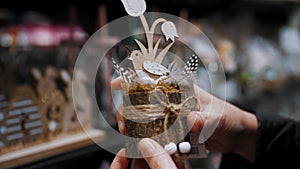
[121, 0, 146, 17]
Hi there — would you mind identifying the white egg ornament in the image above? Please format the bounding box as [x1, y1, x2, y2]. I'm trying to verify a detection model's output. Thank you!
[179, 142, 191, 154]
[164, 142, 177, 155]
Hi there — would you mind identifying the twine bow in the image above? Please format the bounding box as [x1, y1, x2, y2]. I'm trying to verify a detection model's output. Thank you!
[122, 88, 197, 143]
[150, 88, 197, 143]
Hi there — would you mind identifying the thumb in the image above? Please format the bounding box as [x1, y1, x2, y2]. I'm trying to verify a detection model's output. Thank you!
[138, 138, 177, 169]
[187, 111, 207, 134]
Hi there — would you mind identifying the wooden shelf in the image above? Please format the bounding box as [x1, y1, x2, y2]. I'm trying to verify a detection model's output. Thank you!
[0, 128, 106, 169]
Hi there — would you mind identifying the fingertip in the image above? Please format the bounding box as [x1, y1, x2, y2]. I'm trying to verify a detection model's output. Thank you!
[110, 148, 128, 169]
[111, 76, 123, 90]
[137, 138, 164, 157]
[118, 120, 125, 134]
[193, 84, 213, 105]
[138, 138, 177, 169]
[116, 106, 125, 134]
[118, 148, 126, 156]
[187, 111, 205, 133]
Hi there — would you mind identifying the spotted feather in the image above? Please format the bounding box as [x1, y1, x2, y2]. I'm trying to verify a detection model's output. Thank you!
[183, 54, 199, 74]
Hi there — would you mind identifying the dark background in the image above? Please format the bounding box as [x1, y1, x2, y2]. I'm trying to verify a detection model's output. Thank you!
[2, 0, 299, 169]
[0, 0, 296, 35]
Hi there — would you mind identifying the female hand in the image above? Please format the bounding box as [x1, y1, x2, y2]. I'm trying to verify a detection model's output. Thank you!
[110, 138, 177, 169]
[111, 77, 258, 164]
[111, 77, 185, 168]
[187, 85, 258, 162]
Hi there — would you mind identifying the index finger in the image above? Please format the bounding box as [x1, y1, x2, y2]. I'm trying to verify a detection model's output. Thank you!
[110, 149, 129, 169]
[193, 84, 213, 106]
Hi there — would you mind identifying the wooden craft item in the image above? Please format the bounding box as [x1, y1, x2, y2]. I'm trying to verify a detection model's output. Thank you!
[123, 84, 195, 157]
[60, 69, 91, 132]
[143, 60, 170, 76]
[129, 14, 176, 71]
[60, 69, 78, 132]
[31, 67, 65, 138]
[0, 85, 44, 153]
[116, 2, 206, 163]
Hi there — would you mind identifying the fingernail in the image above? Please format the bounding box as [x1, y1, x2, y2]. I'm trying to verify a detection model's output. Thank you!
[187, 111, 207, 135]
[118, 120, 124, 127]
[191, 111, 207, 122]
[190, 111, 207, 143]
[118, 120, 124, 133]
[137, 138, 157, 157]
[190, 111, 199, 119]
[198, 133, 206, 144]
[191, 111, 202, 116]
[193, 111, 209, 144]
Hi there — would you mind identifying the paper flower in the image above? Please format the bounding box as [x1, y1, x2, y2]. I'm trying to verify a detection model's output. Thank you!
[121, 0, 146, 17]
[161, 21, 179, 42]
[119, 1, 179, 71]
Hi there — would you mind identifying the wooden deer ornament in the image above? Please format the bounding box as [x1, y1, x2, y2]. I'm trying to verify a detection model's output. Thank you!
[30, 67, 66, 139]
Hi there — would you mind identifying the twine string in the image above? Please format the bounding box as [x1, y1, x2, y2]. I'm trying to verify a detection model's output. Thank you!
[123, 88, 197, 142]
